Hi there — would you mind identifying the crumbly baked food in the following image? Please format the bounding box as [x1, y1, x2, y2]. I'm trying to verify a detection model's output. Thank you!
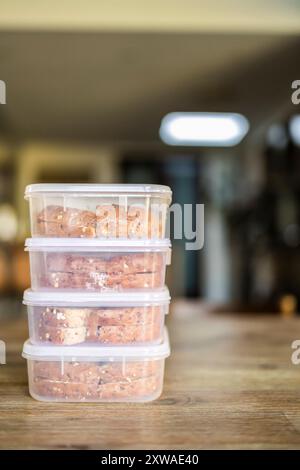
[96, 204, 162, 238]
[37, 205, 96, 238]
[42, 252, 164, 290]
[36, 306, 163, 345]
[31, 360, 162, 400]
[36, 204, 163, 238]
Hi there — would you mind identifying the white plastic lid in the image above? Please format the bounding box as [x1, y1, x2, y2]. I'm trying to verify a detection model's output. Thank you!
[25, 238, 171, 253]
[22, 328, 170, 361]
[23, 287, 170, 307]
[25, 184, 172, 198]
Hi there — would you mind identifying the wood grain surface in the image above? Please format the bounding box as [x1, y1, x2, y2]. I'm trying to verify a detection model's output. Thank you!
[1, 302, 300, 449]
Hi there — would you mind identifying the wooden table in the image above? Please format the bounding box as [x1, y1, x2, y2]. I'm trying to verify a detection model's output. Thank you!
[1, 303, 300, 449]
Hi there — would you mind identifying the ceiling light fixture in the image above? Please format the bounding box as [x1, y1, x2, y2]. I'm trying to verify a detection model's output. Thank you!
[159, 112, 249, 147]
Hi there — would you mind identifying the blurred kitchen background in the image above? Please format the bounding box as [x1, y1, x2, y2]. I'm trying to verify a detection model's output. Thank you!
[0, 0, 300, 316]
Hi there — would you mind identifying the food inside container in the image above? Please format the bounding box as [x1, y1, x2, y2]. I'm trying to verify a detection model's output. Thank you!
[24, 288, 170, 346]
[22, 329, 170, 402]
[25, 184, 172, 239]
[25, 238, 171, 292]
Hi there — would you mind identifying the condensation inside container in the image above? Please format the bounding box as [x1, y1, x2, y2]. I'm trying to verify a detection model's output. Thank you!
[29, 250, 167, 291]
[28, 358, 165, 402]
[29, 194, 169, 239]
[27, 304, 166, 346]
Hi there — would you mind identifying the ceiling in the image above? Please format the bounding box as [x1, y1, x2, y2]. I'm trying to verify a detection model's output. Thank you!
[0, 30, 299, 143]
[1, 0, 300, 34]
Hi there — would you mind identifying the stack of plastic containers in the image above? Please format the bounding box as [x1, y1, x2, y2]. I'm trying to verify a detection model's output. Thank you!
[22, 184, 172, 402]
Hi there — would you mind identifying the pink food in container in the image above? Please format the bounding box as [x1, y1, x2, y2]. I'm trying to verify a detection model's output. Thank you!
[25, 238, 171, 291]
[23, 288, 170, 346]
[22, 329, 170, 402]
[25, 184, 172, 239]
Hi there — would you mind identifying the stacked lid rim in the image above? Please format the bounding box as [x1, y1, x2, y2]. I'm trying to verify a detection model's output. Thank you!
[23, 287, 171, 307]
[25, 183, 172, 199]
[22, 328, 171, 361]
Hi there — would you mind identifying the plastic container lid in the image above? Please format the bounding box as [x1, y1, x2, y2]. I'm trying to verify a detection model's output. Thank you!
[23, 287, 170, 307]
[22, 328, 170, 361]
[25, 184, 172, 198]
[25, 237, 171, 251]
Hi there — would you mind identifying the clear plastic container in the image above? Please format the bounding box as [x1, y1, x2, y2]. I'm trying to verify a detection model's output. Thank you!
[22, 329, 170, 402]
[25, 238, 171, 292]
[23, 288, 170, 346]
[25, 184, 172, 239]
